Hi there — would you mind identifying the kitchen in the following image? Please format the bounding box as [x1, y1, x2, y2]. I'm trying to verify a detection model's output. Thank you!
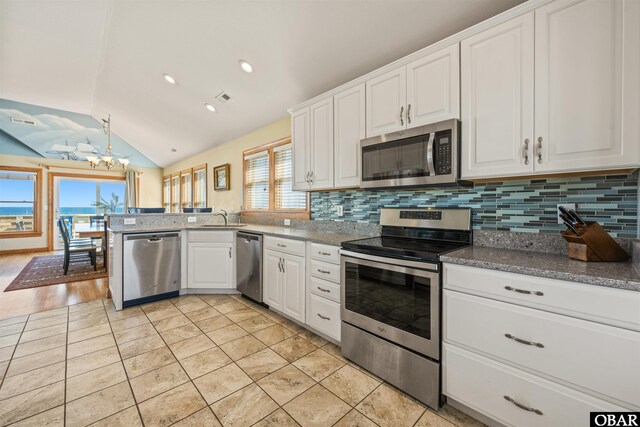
[0, 0, 639, 426]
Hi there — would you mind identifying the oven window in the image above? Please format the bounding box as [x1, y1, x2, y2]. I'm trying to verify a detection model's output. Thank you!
[361, 134, 430, 182]
[344, 261, 432, 339]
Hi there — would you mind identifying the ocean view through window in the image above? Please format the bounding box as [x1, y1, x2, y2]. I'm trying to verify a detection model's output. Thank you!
[0, 166, 42, 237]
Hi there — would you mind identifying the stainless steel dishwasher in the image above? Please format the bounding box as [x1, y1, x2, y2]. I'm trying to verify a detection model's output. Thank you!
[123, 232, 181, 307]
[236, 231, 263, 303]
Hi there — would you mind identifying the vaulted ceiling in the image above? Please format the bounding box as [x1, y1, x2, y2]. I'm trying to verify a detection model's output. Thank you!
[0, 0, 524, 167]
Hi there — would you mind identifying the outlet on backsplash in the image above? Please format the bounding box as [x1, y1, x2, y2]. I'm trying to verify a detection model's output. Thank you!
[284, 219, 291, 226]
[336, 205, 344, 217]
[187, 216, 196, 223]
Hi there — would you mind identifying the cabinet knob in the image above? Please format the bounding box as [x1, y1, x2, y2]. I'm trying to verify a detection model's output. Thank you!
[537, 137, 543, 164]
[400, 106, 404, 126]
[407, 104, 411, 124]
[523, 138, 530, 165]
[317, 313, 331, 321]
[504, 396, 543, 416]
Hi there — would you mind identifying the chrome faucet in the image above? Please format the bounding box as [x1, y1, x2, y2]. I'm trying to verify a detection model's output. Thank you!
[214, 209, 228, 225]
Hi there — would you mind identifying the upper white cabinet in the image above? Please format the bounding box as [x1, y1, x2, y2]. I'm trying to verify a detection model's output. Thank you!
[406, 44, 460, 128]
[462, 0, 640, 179]
[292, 107, 310, 191]
[292, 98, 334, 191]
[366, 67, 407, 137]
[534, 0, 639, 172]
[334, 84, 365, 189]
[366, 44, 460, 138]
[461, 13, 535, 179]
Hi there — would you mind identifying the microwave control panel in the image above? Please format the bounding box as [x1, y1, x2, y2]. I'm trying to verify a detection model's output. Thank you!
[435, 131, 452, 175]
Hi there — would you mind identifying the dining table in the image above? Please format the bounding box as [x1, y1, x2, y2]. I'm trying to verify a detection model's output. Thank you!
[74, 223, 105, 239]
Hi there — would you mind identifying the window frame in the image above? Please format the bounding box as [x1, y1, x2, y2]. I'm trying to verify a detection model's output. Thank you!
[0, 166, 43, 238]
[192, 164, 208, 208]
[163, 164, 208, 212]
[242, 137, 309, 219]
[180, 168, 193, 209]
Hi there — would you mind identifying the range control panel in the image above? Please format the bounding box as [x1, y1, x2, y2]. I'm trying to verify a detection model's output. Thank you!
[399, 211, 442, 220]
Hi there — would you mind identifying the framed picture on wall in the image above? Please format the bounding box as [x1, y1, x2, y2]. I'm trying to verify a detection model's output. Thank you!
[213, 163, 230, 191]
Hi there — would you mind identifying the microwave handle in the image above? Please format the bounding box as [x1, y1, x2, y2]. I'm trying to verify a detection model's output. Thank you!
[426, 132, 436, 176]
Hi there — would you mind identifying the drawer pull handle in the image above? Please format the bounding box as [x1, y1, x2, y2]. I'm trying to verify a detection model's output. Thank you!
[318, 269, 331, 274]
[504, 396, 543, 416]
[317, 313, 331, 320]
[317, 287, 330, 293]
[505, 333, 544, 348]
[319, 251, 331, 256]
[277, 244, 287, 248]
[504, 286, 543, 296]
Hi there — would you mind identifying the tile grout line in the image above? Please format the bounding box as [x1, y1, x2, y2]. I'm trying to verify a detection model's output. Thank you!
[63, 305, 70, 426]
[104, 299, 148, 427]
[0, 317, 28, 392]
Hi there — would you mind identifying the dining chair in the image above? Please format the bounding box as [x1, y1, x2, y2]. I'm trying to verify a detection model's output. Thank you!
[57, 218, 97, 275]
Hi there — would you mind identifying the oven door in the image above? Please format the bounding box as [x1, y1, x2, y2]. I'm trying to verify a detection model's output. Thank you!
[341, 250, 440, 360]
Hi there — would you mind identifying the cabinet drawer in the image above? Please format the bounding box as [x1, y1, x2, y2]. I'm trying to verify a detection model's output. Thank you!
[443, 343, 626, 427]
[444, 290, 640, 408]
[309, 243, 340, 264]
[309, 276, 340, 303]
[309, 260, 340, 284]
[264, 236, 305, 257]
[189, 230, 234, 243]
[307, 293, 341, 341]
[443, 263, 640, 331]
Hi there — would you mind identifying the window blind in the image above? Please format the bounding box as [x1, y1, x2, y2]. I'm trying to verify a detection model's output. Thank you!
[171, 176, 180, 213]
[193, 168, 207, 208]
[274, 145, 306, 210]
[181, 171, 192, 208]
[244, 151, 270, 210]
[163, 178, 171, 211]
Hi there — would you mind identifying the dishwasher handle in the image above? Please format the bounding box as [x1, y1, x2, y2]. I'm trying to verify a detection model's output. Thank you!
[124, 232, 180, 241]
[237, 232, 262, 242]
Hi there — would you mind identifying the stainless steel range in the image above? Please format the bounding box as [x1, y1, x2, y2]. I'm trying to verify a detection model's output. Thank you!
[340, 207, 472, 409]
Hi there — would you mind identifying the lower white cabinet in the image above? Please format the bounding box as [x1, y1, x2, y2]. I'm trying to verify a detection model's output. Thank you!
[263, 239, 306, 323]
[443, 262, 640, 425]
[306, 242, 342, 342]
[186, 231, 234, 290]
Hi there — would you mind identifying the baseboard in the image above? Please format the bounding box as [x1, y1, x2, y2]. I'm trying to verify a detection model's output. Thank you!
[0, 247, 49, 256]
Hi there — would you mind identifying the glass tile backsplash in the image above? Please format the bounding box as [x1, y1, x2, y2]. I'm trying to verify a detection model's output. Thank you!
[310, 173, 639, 238]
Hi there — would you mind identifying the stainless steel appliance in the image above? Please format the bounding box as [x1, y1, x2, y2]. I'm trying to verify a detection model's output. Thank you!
[123, 232, 181, 307]
[341, 207, 472, 409]
[236, 231, 263, 303]
[360, 119, 461, 188]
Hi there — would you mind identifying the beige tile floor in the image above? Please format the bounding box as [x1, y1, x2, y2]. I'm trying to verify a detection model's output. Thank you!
[0, 294, 484, 427]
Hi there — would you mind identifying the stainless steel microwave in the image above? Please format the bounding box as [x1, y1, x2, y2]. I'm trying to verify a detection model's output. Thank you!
[360, 119, 460, 188]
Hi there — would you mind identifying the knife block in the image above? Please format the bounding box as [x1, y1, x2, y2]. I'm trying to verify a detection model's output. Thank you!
[562, 222, 629, 262]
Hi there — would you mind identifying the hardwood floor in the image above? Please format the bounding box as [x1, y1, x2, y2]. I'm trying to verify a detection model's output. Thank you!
[0, 251, 108, 319]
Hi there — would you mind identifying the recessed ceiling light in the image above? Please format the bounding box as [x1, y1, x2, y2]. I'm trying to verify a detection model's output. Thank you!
[239, 60, 253, 73]
[204, 103, 217, 112]
[163, 73, 177, 84]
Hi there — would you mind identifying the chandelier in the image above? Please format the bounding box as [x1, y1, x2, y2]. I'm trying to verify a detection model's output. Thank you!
[86, 115, 130, 170]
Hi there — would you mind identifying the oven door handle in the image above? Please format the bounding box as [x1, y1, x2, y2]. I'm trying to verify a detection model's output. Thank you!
[340, 250, 439, 274]
[426, 132, 436, 176]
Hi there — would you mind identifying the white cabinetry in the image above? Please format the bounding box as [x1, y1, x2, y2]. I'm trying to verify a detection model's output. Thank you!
[443, 263, 640, 425]
[186, 231, 234, 290]
[305, 242, 342, 342]
[292, 98, 334, 191]
[462, 0, 640, 179]
[263, 236, 306, 323]
[461, 13, 534, 179]
[366, 44, 460, 138]
[334, 84, 365, 188]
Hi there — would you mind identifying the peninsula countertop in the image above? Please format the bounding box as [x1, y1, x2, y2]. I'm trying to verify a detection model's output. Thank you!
[108, 223, 374, 247]
[441, 245, 640, 292]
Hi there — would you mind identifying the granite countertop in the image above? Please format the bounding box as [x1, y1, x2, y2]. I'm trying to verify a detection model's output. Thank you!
[108, 223, 371, 246]
[441, 246, 640, 292]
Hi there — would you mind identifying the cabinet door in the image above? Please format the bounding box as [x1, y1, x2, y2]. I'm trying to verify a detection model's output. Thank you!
[366, 67, 406, 137]
[334, 84, 365, 188]
[309, 98, 334, 190]
[187, 243, 233, 289]
[406, 44, 460, 128]
[263, 250, 283, 311]
[461, 13, 535, 179]
[282, 254, 305, 323]
[291, 107, 310, 191]
[534, 0, 639, 172]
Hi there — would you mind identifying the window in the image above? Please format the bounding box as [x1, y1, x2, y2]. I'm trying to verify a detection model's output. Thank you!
[181, 169, 192, 209]
[163, 164, 207, 212]
[243, 138, 308, 217]
[0, 166, 42, 237]
[193, 165, 207, 208]
[170, 174, 180, 213]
